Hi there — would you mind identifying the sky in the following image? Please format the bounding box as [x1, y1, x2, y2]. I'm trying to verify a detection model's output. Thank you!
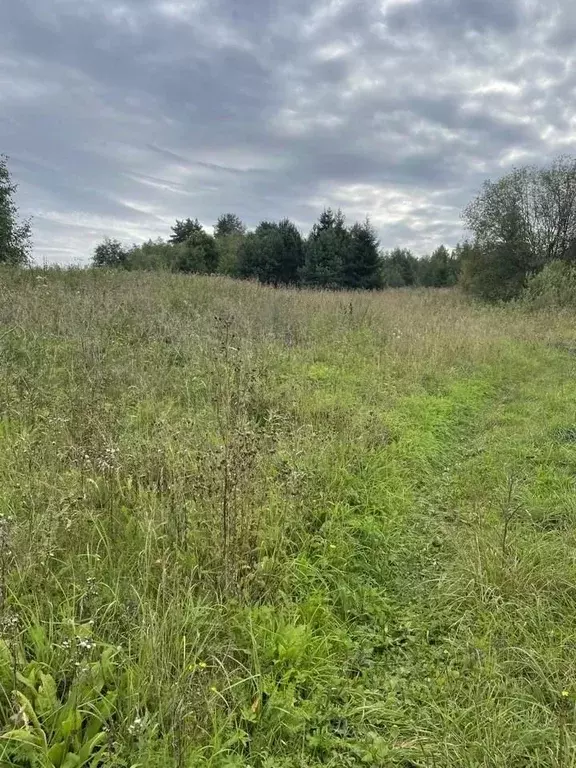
[1, 0, 575, 264]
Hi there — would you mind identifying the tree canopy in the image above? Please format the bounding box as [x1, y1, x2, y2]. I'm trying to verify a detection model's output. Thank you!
[301, 209, 351, 287]
[342, 219, 382, 289]
[461, 157, 576, 299]
[93, 237, 128, 268]
[0, 155, 32, 266]
[214, 213, 246, 238]
[169, 218, 204, 245]
[238, 219, 304, 285]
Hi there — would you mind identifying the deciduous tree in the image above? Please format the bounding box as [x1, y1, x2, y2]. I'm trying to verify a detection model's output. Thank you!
[0, 155, 31, 265]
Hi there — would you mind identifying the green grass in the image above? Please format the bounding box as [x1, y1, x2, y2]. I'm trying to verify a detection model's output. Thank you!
[1, 268, 576, 766]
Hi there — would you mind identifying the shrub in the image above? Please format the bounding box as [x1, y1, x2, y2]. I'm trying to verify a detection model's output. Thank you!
[522, 260, 576, 308]
[216, 233, 244, 276]
[126, 239, 178, 271]
[458, 241, 530, 301]
[380, 248, 419, 287]
[92, 238, 129, 268]
[175, 231, 219, 274]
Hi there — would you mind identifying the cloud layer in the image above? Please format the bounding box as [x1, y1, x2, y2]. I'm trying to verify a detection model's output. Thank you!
[1, 0, 575, 263]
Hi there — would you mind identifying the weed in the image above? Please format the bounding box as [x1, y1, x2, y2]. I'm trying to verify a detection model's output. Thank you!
[1, 269, 576, 764]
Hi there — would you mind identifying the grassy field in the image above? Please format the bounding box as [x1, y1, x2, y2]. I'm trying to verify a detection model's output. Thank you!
[1, 268, 576, 767]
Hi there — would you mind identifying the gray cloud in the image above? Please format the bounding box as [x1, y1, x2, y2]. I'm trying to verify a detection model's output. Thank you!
[385, 0, 523, 35]
[1, 0, 576, 263]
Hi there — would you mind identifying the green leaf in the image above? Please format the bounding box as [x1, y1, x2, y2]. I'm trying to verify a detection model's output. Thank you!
[27, 625, 50, 662]
[94, 690, 117, 720]
[86, 663, 105, 696]
[36, 673, 59, 719]
[83, 714, 103, 743]
[99, 646, 116, 686]
[0, 728, 42, 747]
[59, 709, 82, 738]
[16, 670, 38, 697]
[61, 753, 81, 768]
[77, 732, 106, 764]
[47, 741, 67, 767]
[13, 691, 43, 734]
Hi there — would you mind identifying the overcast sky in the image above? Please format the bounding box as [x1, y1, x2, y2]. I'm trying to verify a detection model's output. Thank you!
[1, 0, 575, 264]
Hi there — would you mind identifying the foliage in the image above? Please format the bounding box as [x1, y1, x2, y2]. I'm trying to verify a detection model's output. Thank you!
[238, 219, 304, 284]
[169, 217, 203, 245]
[125, 239, 179, 271]
[522, 259, 576, 308]
[301, 208, 350, 287]
[0, 155, 32, 266]
[461, 156, 576, 299]
[92, 238, 129, 268]
[380, 247, 419, 287]
[174, 229, 219, 273]
[215, 213, 246, 238]
[341, 219, 383, 289]
[2, 270, 576, 764]
[0, 629, 121, 767]
[419, 245, 459, 287]
[85, 205, 461, 294]
[459, 239, 530, 301]
[215, 233, 244, 276]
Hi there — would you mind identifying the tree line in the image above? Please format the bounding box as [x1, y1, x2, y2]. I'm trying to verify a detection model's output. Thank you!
[92, 208, 461, 289]
[4, 152, 576, 301]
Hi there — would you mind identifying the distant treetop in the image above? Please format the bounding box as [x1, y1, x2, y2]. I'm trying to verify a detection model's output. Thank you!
[169, 218, 204, 244]
[214, 213, 246, 238]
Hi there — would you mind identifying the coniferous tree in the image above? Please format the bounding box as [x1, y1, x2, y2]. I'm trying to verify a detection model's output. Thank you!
[380, 248, 418, 287]
[214, 213, 246, 238]
[419, 245, 459, 287]
[237, 219, 304, 284]
[342, 218, 382, 289]
[301, 208, 349, 287]
[169, 218, 203, 244]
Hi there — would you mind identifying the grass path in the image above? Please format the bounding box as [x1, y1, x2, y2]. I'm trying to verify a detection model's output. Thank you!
[381, 341, 576, 766]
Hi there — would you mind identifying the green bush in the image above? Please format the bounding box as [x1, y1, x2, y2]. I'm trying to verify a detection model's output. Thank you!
[92, 238, 129, 269]
[458, 241, 530, 301]
[216, 233, 244, 276]
[174, 231, 218, 273]
[126, 239, 178, 271]
[380, 248, 419, 287]
[522, 260, 576, 308]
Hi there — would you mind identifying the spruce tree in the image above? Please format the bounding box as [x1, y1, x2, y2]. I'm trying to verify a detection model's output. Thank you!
[342, 219, 382, 289]
[169, 218, 203, 244]
[214, 213, 246, 238]
[237, 219, 304, 284]
[301, 208, 349, 287]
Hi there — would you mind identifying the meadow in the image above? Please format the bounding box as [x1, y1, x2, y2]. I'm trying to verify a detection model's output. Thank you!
[1, 268, 576, 766]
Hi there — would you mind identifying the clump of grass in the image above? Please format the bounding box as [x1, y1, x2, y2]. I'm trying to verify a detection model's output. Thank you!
[1, 267, 576, 765]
